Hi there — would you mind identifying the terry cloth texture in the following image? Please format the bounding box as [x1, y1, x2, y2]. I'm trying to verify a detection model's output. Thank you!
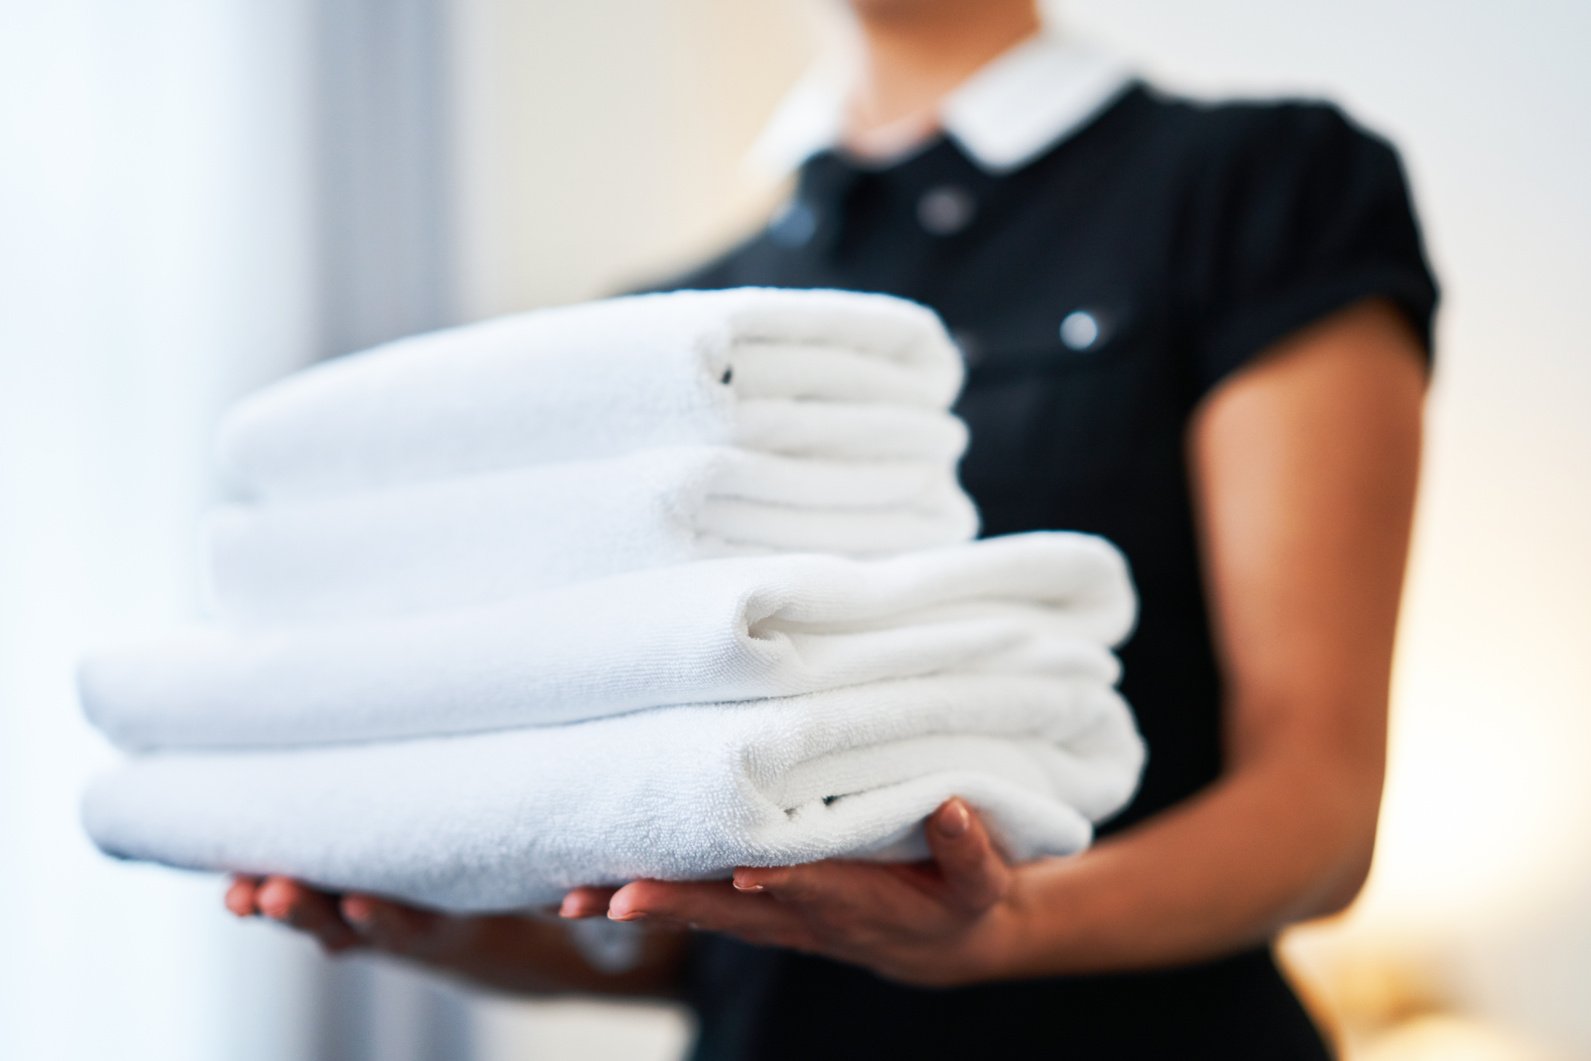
[83, 674, 1144, 911]
[82, 533, 1136, 752]
[204, 446, 978, 626]
[216, 287, 969, 501]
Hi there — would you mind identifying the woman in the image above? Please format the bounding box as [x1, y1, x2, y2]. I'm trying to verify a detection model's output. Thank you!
[227, 0, 1437, 1055]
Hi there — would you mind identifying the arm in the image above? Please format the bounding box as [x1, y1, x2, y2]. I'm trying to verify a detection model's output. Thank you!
[601, 297, 1427, 984]
[991, 298, 1426, 973]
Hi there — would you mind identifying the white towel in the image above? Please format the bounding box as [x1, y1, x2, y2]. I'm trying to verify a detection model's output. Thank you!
[217, 288, 969, 501]
[81, 532, 1136, 751]
[206, 446, 979, 626]
[81, 673, 1145, 912]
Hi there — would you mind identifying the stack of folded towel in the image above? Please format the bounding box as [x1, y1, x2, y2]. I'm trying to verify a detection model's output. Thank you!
[79, 288, 1145, 913]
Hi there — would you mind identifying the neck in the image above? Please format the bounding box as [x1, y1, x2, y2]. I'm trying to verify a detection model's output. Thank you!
[837, 0, 1042, 148]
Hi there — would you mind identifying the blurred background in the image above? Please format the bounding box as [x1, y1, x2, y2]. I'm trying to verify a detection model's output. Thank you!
[2, 0, 1587, 1058]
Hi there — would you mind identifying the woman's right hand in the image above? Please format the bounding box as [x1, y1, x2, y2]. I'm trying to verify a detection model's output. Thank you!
[223, 875, 688, 998]
[225, 875, 479, 961]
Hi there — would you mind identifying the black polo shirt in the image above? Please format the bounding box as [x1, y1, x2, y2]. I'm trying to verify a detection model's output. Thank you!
[644, 82, 1438, 1060]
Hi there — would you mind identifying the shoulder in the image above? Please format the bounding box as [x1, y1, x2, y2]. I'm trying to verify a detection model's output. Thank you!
[1114, 85, 1429, 287]
[1129, 89, 1437, 390]
[1177, 92, 1388, 146]
[1115, 85, 1407, 193]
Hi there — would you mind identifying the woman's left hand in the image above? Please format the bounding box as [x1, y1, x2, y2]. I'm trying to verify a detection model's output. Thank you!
[559, 798, 1021, 988]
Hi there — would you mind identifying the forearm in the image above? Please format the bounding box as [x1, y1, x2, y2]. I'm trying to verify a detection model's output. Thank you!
[989, 746, 1381, 980]
[405, 913, 688, 1000]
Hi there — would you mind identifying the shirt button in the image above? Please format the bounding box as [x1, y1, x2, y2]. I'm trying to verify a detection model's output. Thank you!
[768, 201, 819, 247]
[1059, 309, 1105, 352]
[917, 185, 976, 236]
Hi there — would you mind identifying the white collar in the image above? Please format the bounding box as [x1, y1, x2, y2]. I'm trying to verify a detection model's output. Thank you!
[749, 29, 1136, 178]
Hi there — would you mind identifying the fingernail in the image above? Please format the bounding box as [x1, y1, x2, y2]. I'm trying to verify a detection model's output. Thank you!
[937, 800, 970, 838]
[608, 909, 647, 922]
[341, 901, 373, 931]
[256, 884, 291, 921]
[732, 874, 764, 893]
[558, 896, 583, 919]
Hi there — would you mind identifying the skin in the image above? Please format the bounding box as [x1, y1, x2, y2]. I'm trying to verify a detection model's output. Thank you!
[225, 0, 1429, 997]
[831, 0, 1043, 154]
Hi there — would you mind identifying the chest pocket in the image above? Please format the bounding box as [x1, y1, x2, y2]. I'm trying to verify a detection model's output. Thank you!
[950, 300, 1162, 530]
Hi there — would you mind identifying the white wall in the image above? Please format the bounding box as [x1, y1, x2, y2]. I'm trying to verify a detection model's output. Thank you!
[448, 0, 818, 320]
[449, 1, 1591, 1059]
[0, 3, 324, 1060]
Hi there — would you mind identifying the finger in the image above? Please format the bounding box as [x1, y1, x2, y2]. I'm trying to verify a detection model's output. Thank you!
[255, 877, 317, 921]
[729, 865, 798, 897]
[257, 878, 360, 950]
[731, 862, 863, 907]
[340, 895, 446, 957]
[559, 887, 619, 919]
[608, 880, 803, 947]
[925, 799, 1011, 913]
[225, 876, 262, 917]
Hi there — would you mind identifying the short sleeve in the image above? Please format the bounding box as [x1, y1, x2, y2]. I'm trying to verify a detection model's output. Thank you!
[1184, 102, 1439, 396]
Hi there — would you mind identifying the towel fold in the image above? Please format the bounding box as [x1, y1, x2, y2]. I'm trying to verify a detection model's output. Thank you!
[79, 288, 1152, 912]
[81, 673, 1145, 912]
[81, 532, 1136, 751]
[207, 446, 979, 626]
[217, 288, 968, 501]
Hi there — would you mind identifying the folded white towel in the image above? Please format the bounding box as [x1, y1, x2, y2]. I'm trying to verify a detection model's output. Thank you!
[82, 532, 1136, 751]
[81, 673, 1145, 911]
[217, 288, 969, 501]
[207, 446, 979, 626]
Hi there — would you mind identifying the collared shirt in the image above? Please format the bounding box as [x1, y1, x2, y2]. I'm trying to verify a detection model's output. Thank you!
[749, 28, 1136, 176]
[645, 38, 1437, 1061]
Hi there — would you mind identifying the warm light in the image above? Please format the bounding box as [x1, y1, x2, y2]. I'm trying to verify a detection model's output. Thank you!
[1357, 1014, 1563, 1061]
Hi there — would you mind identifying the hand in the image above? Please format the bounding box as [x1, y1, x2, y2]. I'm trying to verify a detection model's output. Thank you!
[225, 876, 478, 961]
[224, 877, 690, 996]
[559, 798, 1021, 988]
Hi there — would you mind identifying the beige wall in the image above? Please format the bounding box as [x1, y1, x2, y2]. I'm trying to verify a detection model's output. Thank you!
[449, 0, 818, 319]
[448, 2, 1591, 1058]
